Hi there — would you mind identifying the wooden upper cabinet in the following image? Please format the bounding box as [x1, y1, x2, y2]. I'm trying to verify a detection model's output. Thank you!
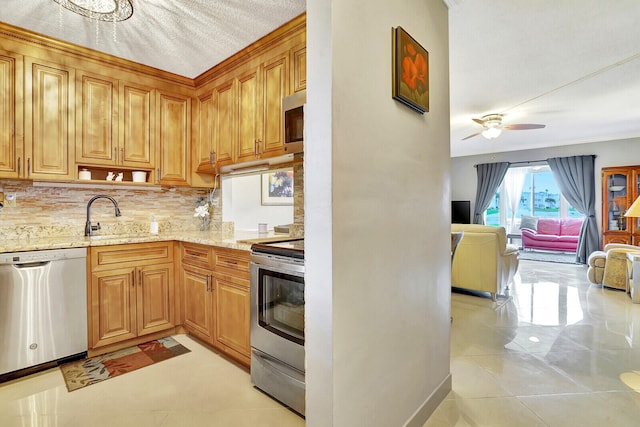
[236, 66, 261, 163]
[212, 78, 236, 168]
[260, 53, 289, 157]
[291, 44, 306, 93]
[0, 49, 23, 179]
[24, 57, 75, 180]
[76, 77, 154, 170]
[156, 90, 191, 186]
[195, 92, 215, 173]
[75, 72, 118, 166]
[119, 82, 154, 168]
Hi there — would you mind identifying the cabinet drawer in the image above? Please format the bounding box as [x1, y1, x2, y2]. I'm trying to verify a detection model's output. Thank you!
[181, 243, 214, 269]
[91, 242, 173, 271]
[214, 248, 250, 278]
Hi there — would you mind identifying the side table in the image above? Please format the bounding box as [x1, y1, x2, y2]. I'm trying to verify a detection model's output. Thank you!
[507, 233, 522, 249]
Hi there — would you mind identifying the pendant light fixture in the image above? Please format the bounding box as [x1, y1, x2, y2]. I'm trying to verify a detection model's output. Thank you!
[52, 0, 133, 22]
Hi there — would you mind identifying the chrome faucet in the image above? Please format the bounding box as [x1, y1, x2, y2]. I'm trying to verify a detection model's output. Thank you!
[85, 195, 121, 236]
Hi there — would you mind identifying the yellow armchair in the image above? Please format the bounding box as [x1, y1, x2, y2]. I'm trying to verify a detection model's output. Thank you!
[451, 224, 519, 300]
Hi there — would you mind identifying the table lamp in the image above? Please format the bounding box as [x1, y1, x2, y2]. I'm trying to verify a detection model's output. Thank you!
[624, 196, 640, 218]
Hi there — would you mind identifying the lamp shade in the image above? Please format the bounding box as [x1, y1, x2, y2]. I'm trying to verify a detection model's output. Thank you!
[624, 195, 640, 217]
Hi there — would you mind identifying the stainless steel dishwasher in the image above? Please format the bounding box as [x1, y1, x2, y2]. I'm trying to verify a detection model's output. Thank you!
[0, 247, 88, 379]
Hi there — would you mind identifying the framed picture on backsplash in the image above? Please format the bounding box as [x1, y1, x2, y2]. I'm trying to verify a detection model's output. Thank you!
[261, 169, 294, 206]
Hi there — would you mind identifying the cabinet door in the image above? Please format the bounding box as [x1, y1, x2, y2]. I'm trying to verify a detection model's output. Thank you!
[0, 50, 23, 179]
[236, 67, 261, 163]
[195, 92, 215, 172]
[75, 72, 118, 166]
[212, 79, 236, 168]
[291, 44, 306, 93]
[156, 91, 190, 185]
[120, 82, 154, 168]
[90, 268, 137, 348]
[181, 264, 214, 344]
[25, 58, 75, 180]
[213, 275, 250, 360]
[137, 262, 175, 336]
[261, 54, 289, 157]
[602, 168, 632, 246]
[631, 168, 640, 245]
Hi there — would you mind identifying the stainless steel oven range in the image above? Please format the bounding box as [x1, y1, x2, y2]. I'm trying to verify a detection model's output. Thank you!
[250, 239, 305, 416]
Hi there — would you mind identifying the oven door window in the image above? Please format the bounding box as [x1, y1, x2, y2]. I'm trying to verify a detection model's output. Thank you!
[258, 269, 304, 345]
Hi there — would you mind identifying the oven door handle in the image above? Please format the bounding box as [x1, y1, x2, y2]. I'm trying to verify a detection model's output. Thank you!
[252, 349, 304, 386]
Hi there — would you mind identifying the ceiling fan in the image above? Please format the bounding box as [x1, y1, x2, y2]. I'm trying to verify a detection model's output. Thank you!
[462, 114, 546, 140]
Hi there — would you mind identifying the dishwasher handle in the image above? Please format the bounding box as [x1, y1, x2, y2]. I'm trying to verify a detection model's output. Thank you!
[13, 261, 51, 269]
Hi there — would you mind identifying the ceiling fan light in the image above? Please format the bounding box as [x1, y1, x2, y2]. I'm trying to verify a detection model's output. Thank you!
[482, 127, 502, 139]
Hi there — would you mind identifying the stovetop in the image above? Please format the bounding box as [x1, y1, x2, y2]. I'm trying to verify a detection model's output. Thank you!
[251, 239, 304, 259]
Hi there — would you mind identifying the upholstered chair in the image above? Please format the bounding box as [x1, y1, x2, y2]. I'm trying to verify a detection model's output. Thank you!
[587, 244, 640, 290]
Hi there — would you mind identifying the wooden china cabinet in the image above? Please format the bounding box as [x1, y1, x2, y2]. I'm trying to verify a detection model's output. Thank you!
[601, 166, 640, 246]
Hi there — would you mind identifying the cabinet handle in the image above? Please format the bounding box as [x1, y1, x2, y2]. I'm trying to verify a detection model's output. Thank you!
[209, 150, 216, 165]
[206, 274, 211, 292]
[254, 140, 259, 156]
[139, 270, 142, 287]
[27, 158, 31, 177]
[120, 148, 124, 163]
[209, 275, 214, 291]
[114, 147, 117, 162]
[157, 168, 160, 181]
[257, 139, 262, 155]
[17, 157, 20, 176]
[131, 271, 135, 287]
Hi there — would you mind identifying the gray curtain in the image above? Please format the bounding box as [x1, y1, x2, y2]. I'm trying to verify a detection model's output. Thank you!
[473, 162, 510, 225]
[547, 155, 600, 264]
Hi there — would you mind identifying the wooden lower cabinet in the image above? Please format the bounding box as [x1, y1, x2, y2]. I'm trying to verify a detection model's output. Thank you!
[181, 243, 251, 366]
[213, 274, 251, 363]
[88, 242, 175, 351]
[182, 264, 214, 343]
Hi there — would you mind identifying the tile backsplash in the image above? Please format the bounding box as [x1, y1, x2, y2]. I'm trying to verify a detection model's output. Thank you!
[0, 179, 226, 239]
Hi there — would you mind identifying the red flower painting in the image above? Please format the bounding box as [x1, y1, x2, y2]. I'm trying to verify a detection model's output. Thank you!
[393, 27, 429, 113]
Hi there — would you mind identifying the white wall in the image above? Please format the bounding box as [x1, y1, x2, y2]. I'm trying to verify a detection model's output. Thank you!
[306, 0, 451, 425]
[221, 173, 293, 231]
[450, 136, 640, 233]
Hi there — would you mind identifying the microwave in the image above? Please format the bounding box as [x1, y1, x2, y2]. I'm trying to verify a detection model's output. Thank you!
[282, 90, 305, 154]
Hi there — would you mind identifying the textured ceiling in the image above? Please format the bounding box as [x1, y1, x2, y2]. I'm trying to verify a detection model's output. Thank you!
[1, 1, 639, 159]
[0, 0, 306, 78]
[449, 0, 640, 157]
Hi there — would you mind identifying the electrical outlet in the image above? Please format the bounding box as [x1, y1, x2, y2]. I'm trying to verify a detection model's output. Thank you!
[5, 193, 16, 207]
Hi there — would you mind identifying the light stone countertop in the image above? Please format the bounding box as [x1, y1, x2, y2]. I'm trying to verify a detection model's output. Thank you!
[0, 230, 296, 254]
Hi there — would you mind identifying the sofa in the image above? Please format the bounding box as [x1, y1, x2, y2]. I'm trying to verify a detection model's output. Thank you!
[521, 217, 584, 252]
[451, 224, 519, 300]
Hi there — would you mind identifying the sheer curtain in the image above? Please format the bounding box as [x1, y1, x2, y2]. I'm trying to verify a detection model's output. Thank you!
[547, 155, 600, 263]
[504, 168, 527, 233]
[473, 162, 510, 225]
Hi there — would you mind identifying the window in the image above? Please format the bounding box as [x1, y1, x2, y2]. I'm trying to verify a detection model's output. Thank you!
[485, 164, 581, 229]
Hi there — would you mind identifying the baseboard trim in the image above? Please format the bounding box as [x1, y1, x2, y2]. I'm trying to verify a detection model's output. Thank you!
[403, 373, 452, 427]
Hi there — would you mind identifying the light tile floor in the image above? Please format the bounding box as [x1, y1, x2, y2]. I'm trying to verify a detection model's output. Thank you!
[0, 334, 304, 427]
[425, 259, 640, 427]
[2, 260, 640, 426]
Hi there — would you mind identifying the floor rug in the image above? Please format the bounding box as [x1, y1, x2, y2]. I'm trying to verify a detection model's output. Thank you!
[60, 337, 190, 392]
[519, 250, 579, 264]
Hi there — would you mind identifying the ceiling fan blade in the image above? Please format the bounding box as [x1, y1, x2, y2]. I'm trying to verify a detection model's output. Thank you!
[462, 132, 482, 140]
[472, 118, 485, 125]
[503, 124, 546, 130]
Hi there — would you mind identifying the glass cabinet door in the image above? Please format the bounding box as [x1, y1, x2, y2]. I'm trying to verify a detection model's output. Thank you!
[605, 172, 629, 232]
